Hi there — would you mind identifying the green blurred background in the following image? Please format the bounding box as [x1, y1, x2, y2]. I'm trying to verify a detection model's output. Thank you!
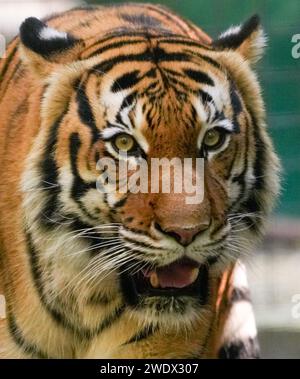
[89, 0, 300, 218]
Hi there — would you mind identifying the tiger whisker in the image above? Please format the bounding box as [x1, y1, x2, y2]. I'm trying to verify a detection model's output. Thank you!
[64, 239, 123, 258]
[51, 245, 135, 300]
[80, 246, 140, 289]
[48, 224, 121, 244]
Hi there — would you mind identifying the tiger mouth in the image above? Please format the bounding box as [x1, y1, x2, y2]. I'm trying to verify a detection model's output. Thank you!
[120, 258, 209, 305]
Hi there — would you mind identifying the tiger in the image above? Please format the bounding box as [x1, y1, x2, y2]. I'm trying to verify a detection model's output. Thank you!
[0, 3, 280, 358]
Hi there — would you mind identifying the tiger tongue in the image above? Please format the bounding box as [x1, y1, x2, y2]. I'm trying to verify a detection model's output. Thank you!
[146, 260, 200, 289]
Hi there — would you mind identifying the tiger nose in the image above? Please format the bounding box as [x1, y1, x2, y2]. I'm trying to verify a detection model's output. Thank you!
[155, 223, 210, 246]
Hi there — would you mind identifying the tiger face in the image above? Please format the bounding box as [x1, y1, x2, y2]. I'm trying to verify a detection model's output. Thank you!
[19, 11, 279, 327]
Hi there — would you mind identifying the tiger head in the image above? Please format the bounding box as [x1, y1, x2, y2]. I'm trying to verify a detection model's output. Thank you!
[20, 14, 279, 327]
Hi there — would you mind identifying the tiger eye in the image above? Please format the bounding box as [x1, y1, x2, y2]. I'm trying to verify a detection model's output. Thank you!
[114, 134, 135, 152]
[203, 129, 222, 148]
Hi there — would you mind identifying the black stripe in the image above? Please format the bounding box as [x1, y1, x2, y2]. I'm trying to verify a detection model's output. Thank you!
[123, 325, 158, 345]
[39, 114, 64, 228]
[69, 133, 92, 198]
[206, 253, 221, 265]
[8, 313, 49, 358]
[163, 67, 184, 78]
[190, 104, 198, 124]
[88, 39, 145, 58]
[231, 116, 250, 202]
[184, 69, 214, 86]
[68, 217, 100, 239]
[199, 89, 213, 105]
[94, 51, 150, 74]
[239, 110, 266, 232]
[65, 216, 117, 255]
[25, 231, 75, 332]
[159, 37, 210, 49]
[87, 292, 115, 306]
[145, 106, 155, 129]
[242, 198, 261, 232]
[123, 237, 155, 251]
[111, 70, 141, 92]
[167, 76, 191, 92]
[151, 45, 191, 64]
[199, 54, 222, 69]
[69, 133, 98, 221]
[225, 144, 238, 180]
[230, 82, 242, 133]
[183, 50, 222, 70]
[90, 29, 179, 45]
[93, 48, 192, 75]
[76, 80, 99, 143]
[113, 196, 128, 208]
[204, 231, 228, 248]
[218, 337, 260, 359]
[119, 91, 137, 114]
[230, 84, 242, 115]
[248, 111, 266, 191]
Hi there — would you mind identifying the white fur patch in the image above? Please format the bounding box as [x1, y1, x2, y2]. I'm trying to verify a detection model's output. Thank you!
[222, 301, 257, 342]
[221, 263, 257, 345]
[39, 26, 68, 41]
[232, 262, 249, 288]
[219, 25, 242, 39]
[216, 118, 235, 132]
[133, 102, 144, 130]
[101, 126, 126, 140]
[250, 28, 267, 62]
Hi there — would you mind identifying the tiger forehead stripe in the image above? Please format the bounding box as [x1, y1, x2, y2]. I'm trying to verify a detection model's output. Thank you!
[111, 70, 141, 93]
[85, 37, 146, 59]
[184, 69, 214, 87]
[85, 33, 216, 64]
[92, 41, 216, 76]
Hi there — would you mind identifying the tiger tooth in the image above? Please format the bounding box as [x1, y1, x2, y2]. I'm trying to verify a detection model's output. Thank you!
[190, 268, 199, 283]
[150, 272, 160, 288]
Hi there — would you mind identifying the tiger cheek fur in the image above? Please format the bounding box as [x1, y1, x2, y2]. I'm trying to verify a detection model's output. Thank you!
[0, 4, 279, 358]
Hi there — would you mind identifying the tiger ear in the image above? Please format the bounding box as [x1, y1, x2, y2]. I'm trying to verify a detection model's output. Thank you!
[19, 17, 84, 77]
[213, 15, 266, 64]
